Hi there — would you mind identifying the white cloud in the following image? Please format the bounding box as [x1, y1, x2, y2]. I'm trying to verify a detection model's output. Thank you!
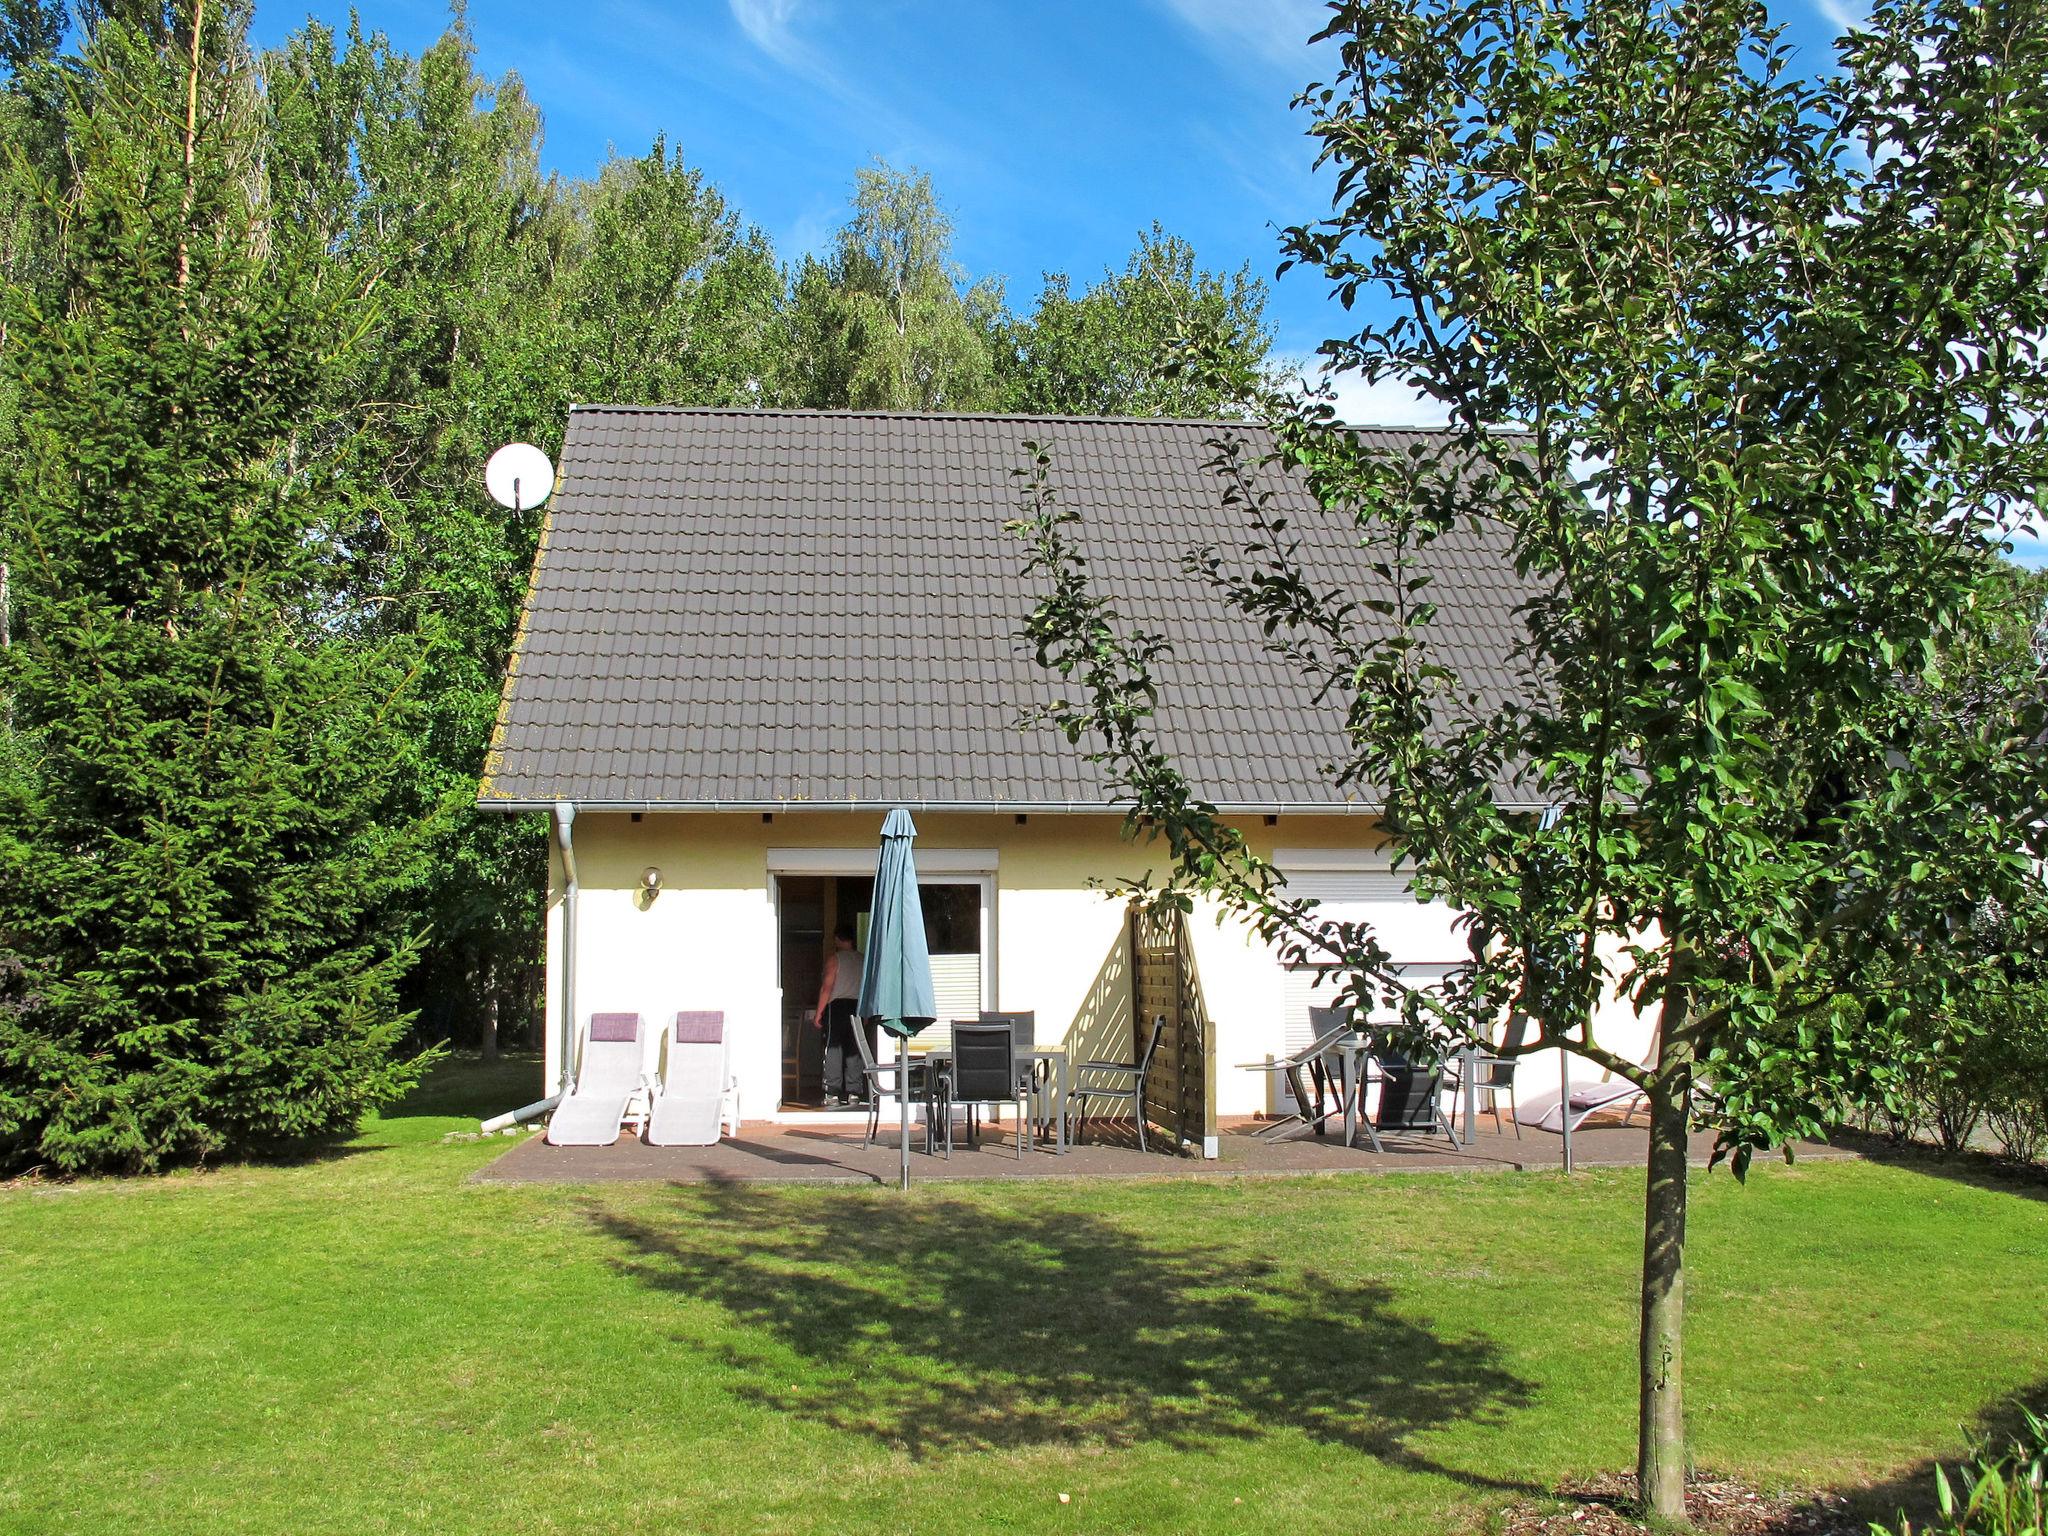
[1152, 0, 1332, 72]
[722, 0, 961, 182]
[1323, 373, 1452, 428]
[2004, 537, 2048, 568]
[779, 203, 834, 263]
[1812, 0, 1868, 35]
[729, 0, 808, 67]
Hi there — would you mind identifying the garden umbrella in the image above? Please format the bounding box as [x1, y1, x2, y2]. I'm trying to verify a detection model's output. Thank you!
[857, 808, 938, 1190]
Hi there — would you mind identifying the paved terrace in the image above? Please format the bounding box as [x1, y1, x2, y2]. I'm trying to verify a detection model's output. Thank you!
[472, 1117, 1851, 1186]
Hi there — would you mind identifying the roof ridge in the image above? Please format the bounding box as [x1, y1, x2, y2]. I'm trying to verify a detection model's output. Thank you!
[565, 403, 1263, 430]
[562, 403, 1508, 436]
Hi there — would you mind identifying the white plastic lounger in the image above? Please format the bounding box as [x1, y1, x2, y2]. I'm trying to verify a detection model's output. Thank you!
[645, 1011, 731, 1148]
[1523, 1025, 1660, 1135]
[546, 1012, 650, 1146]
[1534, 1078, 1647, 1134]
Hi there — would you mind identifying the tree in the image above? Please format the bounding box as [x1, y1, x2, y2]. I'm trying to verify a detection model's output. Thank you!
[1859, 569, 2048, 1154]
[780, 161, 1004, 411]
[1000, 224, 1275, 418]
[262, 15, 570, 1058]
[548, 137, 783, 409]
[1013, 0, 2048, 1519]
[0, 0, 63, 74]
[0, 0, 70, 645]
[0, 5, 436, 1172]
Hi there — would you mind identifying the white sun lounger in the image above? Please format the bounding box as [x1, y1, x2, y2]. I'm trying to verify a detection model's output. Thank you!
[1534, 1077, 1648, 1134]
[1524, 1024, 1660, 1134]
[546, 1013, 650, 1146]
[645, 1012, 731, 1147]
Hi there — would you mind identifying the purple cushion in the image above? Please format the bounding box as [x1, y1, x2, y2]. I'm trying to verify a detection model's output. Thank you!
[588, 1012, 641, 1044]
[672, 1011, 724, 1044]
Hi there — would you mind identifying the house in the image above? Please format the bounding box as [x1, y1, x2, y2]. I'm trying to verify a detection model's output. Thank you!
[477, 405, 1653, 1149]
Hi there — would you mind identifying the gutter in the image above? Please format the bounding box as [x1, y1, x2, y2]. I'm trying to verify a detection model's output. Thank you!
[475, 796, 1555, 816]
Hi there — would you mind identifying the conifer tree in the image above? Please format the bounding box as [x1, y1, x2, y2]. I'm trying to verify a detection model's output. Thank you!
[0, 4, 434, 1173]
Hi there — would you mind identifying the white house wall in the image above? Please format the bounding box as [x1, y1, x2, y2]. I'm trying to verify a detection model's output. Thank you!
[540, 811, 1661, 1124]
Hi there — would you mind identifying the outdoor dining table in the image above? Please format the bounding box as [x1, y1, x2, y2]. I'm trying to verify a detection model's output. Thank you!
[917, 1045, 1070, 1154]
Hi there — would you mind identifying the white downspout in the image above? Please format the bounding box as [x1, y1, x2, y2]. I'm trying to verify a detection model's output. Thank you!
[479, 800, 578, 1134]
[553, 800, 580, 1096]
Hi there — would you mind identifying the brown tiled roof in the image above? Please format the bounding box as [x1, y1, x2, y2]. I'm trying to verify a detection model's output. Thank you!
[477, 406, 1536, 812]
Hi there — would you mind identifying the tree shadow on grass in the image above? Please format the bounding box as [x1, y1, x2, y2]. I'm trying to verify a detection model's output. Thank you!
[1831, 1376, 2048, 1529]
[240, 1054, 546, 1169]
[1829, 1130, 2047, 1204]
[585, 1178, 1540, 1488]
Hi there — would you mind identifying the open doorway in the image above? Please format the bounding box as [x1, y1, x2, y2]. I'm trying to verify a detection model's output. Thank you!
[773, 871, 990, 1110]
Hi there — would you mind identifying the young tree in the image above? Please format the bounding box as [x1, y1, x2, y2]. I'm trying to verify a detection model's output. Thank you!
[1001, 224, 1275, 418]
[1014, 0, 2048, 1518]
[780, 161, 1004, 411]
[0, 5, 436, 1172]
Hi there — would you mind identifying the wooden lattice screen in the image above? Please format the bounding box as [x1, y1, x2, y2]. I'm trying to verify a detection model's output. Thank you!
[1126, 903, 1217, 1155]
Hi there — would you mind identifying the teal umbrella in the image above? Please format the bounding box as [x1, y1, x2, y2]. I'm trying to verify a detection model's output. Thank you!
[858, 808, 938, 1190]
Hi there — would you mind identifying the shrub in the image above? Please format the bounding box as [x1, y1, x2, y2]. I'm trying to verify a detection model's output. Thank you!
[1875, 1409, 2047, 1536]
[1977, 995, 2048, 1167]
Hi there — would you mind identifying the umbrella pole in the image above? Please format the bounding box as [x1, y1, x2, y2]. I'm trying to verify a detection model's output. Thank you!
[899, 1051, 911, 1191]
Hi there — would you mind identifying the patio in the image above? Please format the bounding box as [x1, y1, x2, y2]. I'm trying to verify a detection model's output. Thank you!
[470, 1116, 1851, 1185]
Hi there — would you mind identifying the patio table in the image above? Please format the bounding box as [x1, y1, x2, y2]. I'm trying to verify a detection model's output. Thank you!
[921, 1046, 1069, 1153]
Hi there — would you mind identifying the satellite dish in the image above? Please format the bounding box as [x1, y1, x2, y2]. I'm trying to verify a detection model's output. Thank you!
[486, 442, 555, 512]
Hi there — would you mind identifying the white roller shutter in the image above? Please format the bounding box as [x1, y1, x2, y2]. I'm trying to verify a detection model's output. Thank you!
[1275, 864, 1465, 1103]
[923, 953, 982, 1053]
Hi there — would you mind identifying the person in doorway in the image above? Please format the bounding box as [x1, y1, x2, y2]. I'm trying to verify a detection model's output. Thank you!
[813, 921, 871, 1106]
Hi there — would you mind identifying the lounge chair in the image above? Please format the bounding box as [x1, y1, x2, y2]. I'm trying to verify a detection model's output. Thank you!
[546, 1012, 650, 1146]
[1526, 1024, 1660, 1134]
[1537, 1078, 1649, 1133]
[1069, 1014, 1167, 1152]
[645, 1011, 731, 1147]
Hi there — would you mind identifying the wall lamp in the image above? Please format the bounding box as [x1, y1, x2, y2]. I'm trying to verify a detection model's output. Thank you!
[637, 865, 663, 909]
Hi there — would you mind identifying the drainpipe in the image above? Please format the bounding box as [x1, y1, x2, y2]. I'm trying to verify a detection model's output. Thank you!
[553, 800, 580, 1096]
[479, 800, 578, 1134]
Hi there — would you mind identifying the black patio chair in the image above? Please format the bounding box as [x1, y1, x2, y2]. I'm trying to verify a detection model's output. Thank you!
[852, 1024, 949, 1157]
[979, 1010, 1056, 1147]
[944, 1022, 1032, 1158]
[1358, 1046, 1460, 1153]
[1069, 1013, 1167, 1152]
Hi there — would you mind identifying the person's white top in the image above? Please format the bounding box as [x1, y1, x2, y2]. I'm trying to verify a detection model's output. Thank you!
[828, 948, 864, 1002]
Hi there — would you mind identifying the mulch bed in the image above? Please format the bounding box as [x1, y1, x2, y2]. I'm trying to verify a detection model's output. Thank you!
[1500, 1472, 1867, 1535]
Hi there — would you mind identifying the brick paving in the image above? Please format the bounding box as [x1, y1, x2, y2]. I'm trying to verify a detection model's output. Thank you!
[471, 1113, 1850, 1187]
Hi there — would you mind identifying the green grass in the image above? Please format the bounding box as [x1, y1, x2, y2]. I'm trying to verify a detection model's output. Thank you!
[2, 1056, 2042, 1536]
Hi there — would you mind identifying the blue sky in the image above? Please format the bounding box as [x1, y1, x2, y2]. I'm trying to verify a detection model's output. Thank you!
[246, 0, 2042, 562]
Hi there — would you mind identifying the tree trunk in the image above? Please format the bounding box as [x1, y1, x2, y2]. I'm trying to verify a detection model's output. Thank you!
[175, 1, 204, 297]
[481, 983, 500, 1063]
[1636, 1066, 1693, 1520]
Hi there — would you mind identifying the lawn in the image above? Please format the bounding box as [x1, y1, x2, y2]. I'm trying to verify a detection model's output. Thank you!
[1, 1056, 2042, 1536]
